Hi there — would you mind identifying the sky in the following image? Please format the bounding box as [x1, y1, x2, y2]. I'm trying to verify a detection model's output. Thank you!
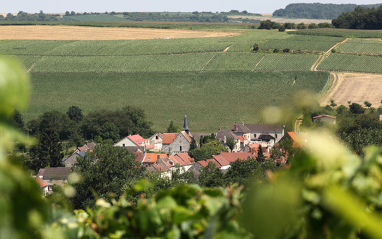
[2, 0, 382, 14]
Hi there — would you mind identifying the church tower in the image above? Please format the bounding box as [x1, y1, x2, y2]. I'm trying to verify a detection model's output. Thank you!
[183, 115, 189, 135]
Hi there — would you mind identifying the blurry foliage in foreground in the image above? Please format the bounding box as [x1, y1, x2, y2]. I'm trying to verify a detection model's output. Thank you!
[3, 57, 382, 238]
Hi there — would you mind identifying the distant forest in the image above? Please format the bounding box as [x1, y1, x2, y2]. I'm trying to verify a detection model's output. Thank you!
[273, 3, 382, 19]
[0, 10, 261, 23]
[333, 6, 382, 29]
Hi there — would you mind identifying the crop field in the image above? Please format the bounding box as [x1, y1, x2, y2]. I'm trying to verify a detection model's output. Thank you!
[203, 53, 264, 71]
[0, 25, 238, 40]
[336, 38, 382, 55]
[289, 28, 382, 38]
[26, 71, 330, 132]
[318, 54, 382, 73]
[321, 73, 382, 107]
[260, 35, 345, 52]
[254, 54, 319, 71]
[31, 53, 216, 73]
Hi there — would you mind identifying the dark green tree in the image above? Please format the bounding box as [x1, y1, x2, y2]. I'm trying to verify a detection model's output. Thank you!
[167, 120, 180, 133]
[226, 137, 236, 152]
[189, 140, 227, 161]
[364, 101, 372, 108]
[99, 122, 120, 142]
[37, 128, 63, 168]
[71, 145, 146, 209]
[10, 110, 24, 130]
[66, 105, 83, 122]
[278, 25, 286, 32]
[349, 103, 365, 114]
[199, 162, 224, 187]
[190, 137, 197, 150]
[256, 146, 265, 162]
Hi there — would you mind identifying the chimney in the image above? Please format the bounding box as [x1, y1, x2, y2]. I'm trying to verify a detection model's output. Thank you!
[234, 122, 237, 131]
[157, 154, 161, 160]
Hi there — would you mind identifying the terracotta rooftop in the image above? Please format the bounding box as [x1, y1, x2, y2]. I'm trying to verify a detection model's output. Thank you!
[162, 133, 179, 145]
[287, 132, 303, 147]
[143, 153, 168, 163]
[175, 153, 194, 165]
[212, 155, 230, 166]
[35, 175, 49, 188]
[219, 152, 254, 163]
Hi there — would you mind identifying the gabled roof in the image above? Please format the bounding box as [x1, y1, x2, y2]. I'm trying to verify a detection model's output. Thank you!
[258, 133, 275, 140]
[181, 131, 193, 143]
[175, 153, 194, 165]
[162, 133, 179, 145]
[245, 124, 284, 133]
[128, 134, 146, 144]
[149, 133, 163, 140]
[134, 151, 144, 163]
[143, 153, 167, 164]
[38, 167, 71, 179]
[197, 160, 208, 167]
[232, 123, 251, 133]
[152, 161, 169, 172]
[219, 152, 254, 163]
[206, 158, 221, 168]
[212, 155, 230, 166]
[216, 129, 240, 141]
[35, 175, 49, 188]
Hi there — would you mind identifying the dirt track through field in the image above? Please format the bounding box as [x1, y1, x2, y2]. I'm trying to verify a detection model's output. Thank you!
[0, 25, 239, 40]
[320, 73, 382, 107]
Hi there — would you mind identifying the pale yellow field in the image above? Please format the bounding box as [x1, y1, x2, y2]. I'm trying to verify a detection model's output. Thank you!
[321, 73, 382, 107]
[0, 25, 239, 40]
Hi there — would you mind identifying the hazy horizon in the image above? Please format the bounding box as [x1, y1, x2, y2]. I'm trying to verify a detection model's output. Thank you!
[2, 1, 382, 14]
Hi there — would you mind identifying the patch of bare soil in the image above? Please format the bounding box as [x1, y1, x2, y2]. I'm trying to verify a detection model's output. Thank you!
[0, 25, 239, 40]
[320, 73, 382, 107]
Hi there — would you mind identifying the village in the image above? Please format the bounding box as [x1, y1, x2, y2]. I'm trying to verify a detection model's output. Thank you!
[32, 114, 334, 195]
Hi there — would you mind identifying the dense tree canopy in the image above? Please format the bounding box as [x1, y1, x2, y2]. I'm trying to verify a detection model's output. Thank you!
[332, 6, 382, 29]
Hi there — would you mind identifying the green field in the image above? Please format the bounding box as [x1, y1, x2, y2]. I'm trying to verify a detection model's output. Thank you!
[337, 38, 382, 55]
[261, 35, 345, 52]
[289, 28, 382, 38]
[26, 71, 330, 132]
[318, 54, 382, 73]
[3, 27, 380, 131]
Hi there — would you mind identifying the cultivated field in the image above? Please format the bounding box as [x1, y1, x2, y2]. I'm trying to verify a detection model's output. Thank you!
[27, 71, 330, 132]
[320, 73, 382, 107]
[2, 25, 380, 131]
[0, 25, 239, 40]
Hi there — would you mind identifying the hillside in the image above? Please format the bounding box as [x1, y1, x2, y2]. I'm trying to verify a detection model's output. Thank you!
[273, 3, 382, 19]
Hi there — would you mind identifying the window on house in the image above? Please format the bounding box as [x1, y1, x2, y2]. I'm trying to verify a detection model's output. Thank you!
[254, 134, 257, 138]
[62, 177, 66, 182]
[275, 134, 278, 138]
[156, 136, 159, 140]
[180, 146, 182, 151]
[48, 185, 53, 191]
[122, 143, 125, 147]
[49, 177, 53, 182]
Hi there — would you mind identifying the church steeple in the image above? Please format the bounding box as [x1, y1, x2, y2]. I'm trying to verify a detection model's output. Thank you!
[183, 115, 189, 134]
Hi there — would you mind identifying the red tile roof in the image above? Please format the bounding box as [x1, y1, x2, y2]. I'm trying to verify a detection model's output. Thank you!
[206, 158, 221, 168]
[197, 160, 208, 167]
[127, 134, 153, 149]
[143, 153, 167, 163]
[35, 176, 49, 188]
[212, 155, 231, 166]
[219, 152, 254, 163]
[162, 133, 179, 145]
[175, 153, 194, 165]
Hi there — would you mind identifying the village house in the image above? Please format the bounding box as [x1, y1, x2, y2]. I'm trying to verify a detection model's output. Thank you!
[37, 167, 71, 192]
[148, 133, 163, 152]
[215, 129, 241, 152]
[144, 152, 195, 178]
[232, 123, 285, 147]
[114, 134, 153, 150]
[35, 175, 49, 196]
[62, 142, 97, 167]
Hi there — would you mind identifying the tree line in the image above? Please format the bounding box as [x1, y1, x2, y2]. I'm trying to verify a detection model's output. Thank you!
[332, 6, 382, 29]
[273, 3, 382, 19]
